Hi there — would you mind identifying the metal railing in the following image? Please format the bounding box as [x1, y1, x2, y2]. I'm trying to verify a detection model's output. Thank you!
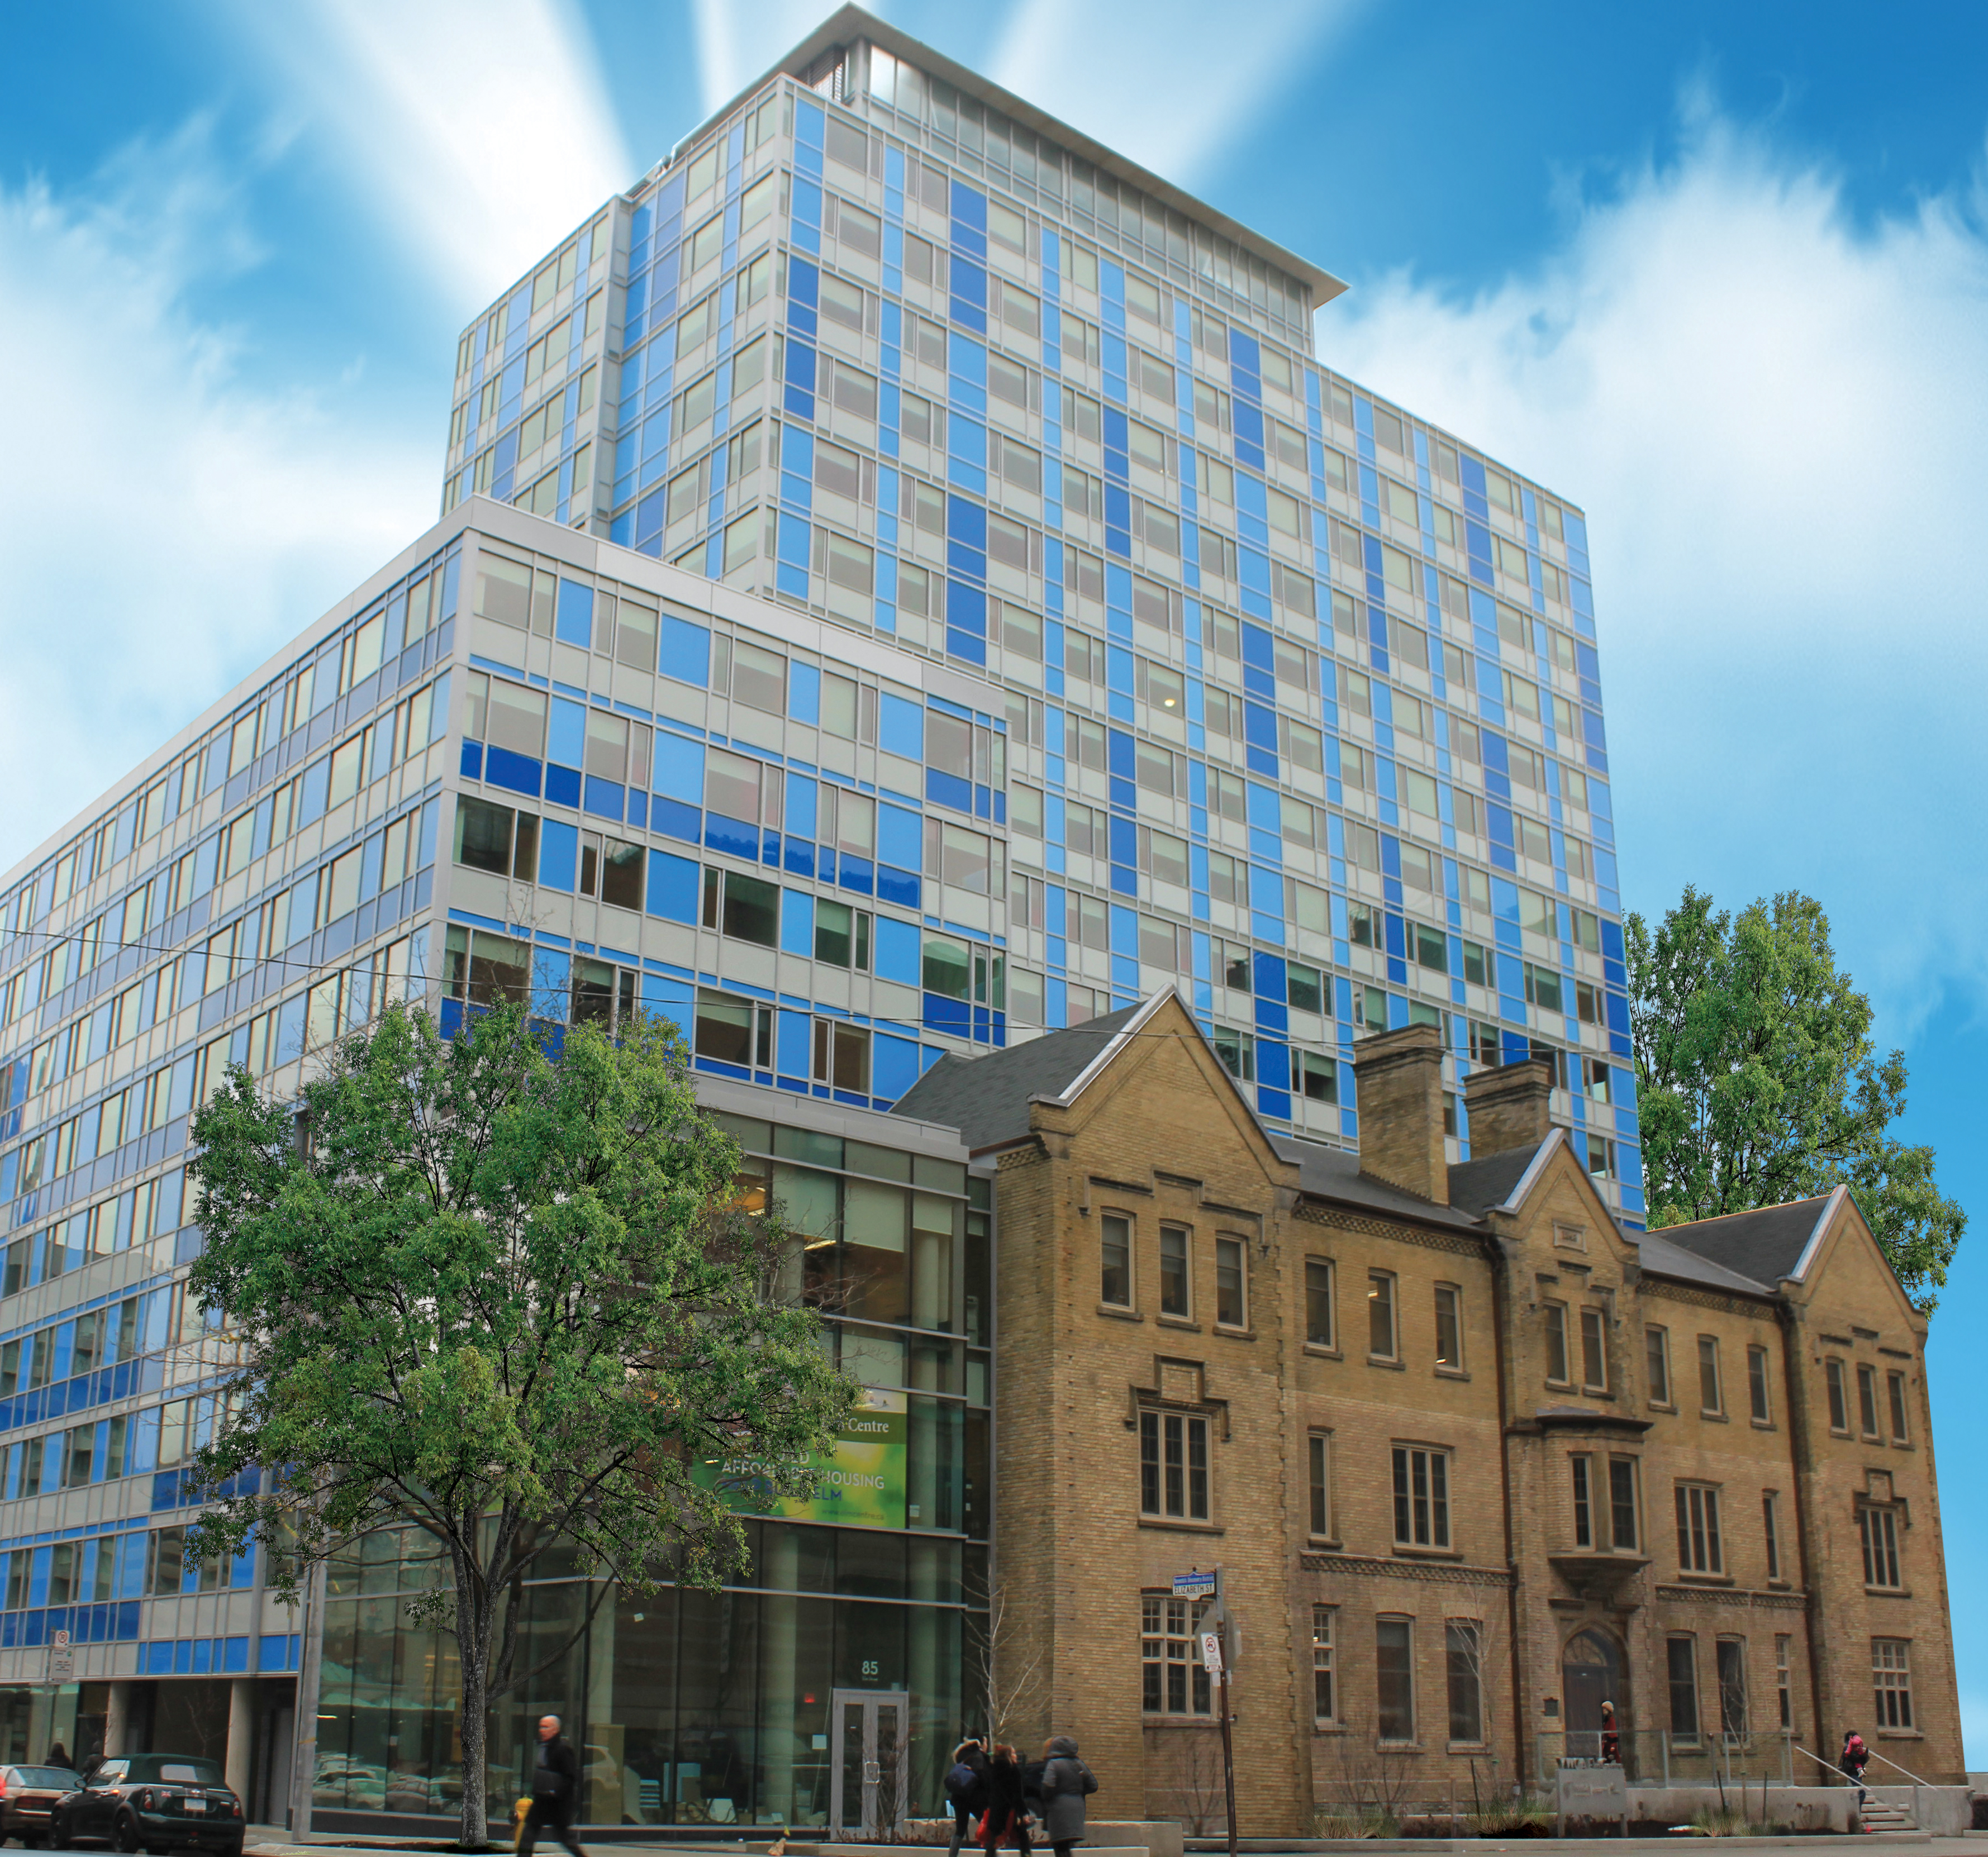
[1794, 1741, 1937, 1829]
[1535, 1729, 1794, 1788]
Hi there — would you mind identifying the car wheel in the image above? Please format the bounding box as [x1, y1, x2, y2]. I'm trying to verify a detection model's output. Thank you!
[112, 1812, 143, 1855]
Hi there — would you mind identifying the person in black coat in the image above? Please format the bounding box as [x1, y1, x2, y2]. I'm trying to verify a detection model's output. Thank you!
[519, 1714, 586, 1857]
[945, 1740, 989, 1857]
[978, 1744, 1032, 1854]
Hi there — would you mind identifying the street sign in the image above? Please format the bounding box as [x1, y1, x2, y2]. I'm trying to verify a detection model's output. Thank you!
[1173, 1568, 1219, 1602]
[52, 1630, 69, 1648]
[1199, 1631, 1224, 1675]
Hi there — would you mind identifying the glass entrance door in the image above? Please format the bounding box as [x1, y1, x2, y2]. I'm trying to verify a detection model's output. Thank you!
[829, 1690, 909, 1839]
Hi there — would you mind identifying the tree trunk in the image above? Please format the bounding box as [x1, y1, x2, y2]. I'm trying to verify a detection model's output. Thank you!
[458, 1554, 495, 1848]
[460, 1629, 490, 1846]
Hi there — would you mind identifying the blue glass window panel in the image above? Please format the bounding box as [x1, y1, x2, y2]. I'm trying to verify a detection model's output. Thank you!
[789, 661, 820, 723]
[947, 331, 987, 389]
[879, 693, 922, 759]
[873, 1034, 921, 1103]
[875, 915, 921, 985]
[878, 803, 921, 869]
[924, 992, 970, 1036]
[949, 179, 987, 230]
[648, 735, 703, 807]
[704, 813, 758, 860]
[947, 494, 987, 549]
[555, 580, 593, 646]
[539, 820, 579, 892]
[926, 769, 972, 813]
[583, 777, 625, 822]
[777, 1010, 811, 1080]
[531, 948, 570, 1018]
[780, 890, 814, 955]
[784, 774, 819, 840]
[877, 866, 920, 909]
[460, 741, 484, 782]
[478, 746, 541, 798]
[652, 797, 700, 842]
[947, 579, 987, 637]
[642, 973, 694, 1026]
[548, 697, 586, 768]
[646, 849, 698, 922]
[545, 764, 581, 808]
[299, 755, 330, 823]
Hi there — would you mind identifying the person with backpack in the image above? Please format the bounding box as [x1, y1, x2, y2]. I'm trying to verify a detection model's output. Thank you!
[1036, 1737, 1097, 1857]
[1842, 1731, 1871, 1812]
[945, 1740, 989, 1857]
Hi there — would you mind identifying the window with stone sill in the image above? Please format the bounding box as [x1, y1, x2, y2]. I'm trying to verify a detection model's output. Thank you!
[1139, 1409, 1209, 1522]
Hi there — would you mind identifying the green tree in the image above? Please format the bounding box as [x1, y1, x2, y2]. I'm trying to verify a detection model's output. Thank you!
[183, 1002, 858, 1845]
[1626, 885, 1964, 1308]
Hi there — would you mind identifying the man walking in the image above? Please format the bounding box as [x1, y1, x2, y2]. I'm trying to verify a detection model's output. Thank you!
[519, 1715, 585, 1857]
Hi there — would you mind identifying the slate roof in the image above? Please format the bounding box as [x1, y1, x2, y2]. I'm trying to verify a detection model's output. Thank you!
[1645, 1193, 1836, 1290]
[888, 992, 1834, 1309]
[1632, 1230, 1776, 1298]
[888, 1003, 1144, 1151]
[1447, 1142, 1551, 1218]
[1267, 1134, 1487, 1232]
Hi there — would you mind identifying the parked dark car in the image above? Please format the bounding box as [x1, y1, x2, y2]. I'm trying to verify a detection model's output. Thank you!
[0, 1764, 83, 1846]
[49, 1755, 243, 1855]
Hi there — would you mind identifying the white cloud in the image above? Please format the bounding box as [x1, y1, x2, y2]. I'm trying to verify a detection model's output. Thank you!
[218, 0, 633, 308]
[0, 120, 435, 874]
[990, 0, 1369, 187]
[1321, 104, 1988, 1031]
[691, 0, 851, 119]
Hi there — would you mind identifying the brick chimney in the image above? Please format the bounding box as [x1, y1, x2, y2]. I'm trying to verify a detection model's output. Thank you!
[1463, 1056, 1556, 1158]
[1352, 1022, 1448, 1204]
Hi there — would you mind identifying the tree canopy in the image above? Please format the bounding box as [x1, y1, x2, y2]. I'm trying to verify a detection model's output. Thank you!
[1626, 885, 1964, 1309]
[183, 1001, 858, 1844]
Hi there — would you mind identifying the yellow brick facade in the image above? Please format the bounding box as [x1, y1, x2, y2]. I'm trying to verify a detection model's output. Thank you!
[974, 999, 1960, 1830]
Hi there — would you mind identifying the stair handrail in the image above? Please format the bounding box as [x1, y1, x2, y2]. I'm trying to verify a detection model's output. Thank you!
[1791, 1744, 1861, 1786]
[1859, 1745, 1937, 1791]
[1792, 1742, 1929, 1827]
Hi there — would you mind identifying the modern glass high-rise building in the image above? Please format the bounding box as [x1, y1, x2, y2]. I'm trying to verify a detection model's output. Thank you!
[0, 3, 1634, 1836]
[439, 5, 1634, 1208]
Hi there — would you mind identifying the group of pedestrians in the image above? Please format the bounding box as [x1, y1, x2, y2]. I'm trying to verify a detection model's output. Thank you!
[945, 1735, 1097, 1857]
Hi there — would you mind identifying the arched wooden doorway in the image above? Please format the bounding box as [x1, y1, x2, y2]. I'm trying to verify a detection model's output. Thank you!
[1562, 1627, 1628, 1759]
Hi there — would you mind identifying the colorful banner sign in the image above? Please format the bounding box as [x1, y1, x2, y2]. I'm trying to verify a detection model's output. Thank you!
[702, 1388, 907, 1530]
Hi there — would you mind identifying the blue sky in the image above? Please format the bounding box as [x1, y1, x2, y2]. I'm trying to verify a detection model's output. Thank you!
[6, 0, 1988, 1755]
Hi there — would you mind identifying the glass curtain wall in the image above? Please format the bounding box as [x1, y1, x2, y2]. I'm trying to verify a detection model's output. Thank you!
[312, 1122, 991, 1825]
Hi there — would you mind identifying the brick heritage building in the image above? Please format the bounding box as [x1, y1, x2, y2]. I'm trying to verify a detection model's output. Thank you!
[895, 994, 1961, 1829]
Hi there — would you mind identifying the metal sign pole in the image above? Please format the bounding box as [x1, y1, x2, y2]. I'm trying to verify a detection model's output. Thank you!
[1219, 1648, 1238, 1857]
[1199, 1620, 1238, 1857]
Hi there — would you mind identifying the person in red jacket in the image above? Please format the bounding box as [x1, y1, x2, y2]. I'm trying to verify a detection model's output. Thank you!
[1842, 1731, 1871, 1812]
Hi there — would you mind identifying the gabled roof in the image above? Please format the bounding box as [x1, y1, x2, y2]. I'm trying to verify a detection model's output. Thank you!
[1447, 1140, 1551, 1218]
[888, 1002, 1144, 1151]
[1648, 1193, 1838, 1288]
